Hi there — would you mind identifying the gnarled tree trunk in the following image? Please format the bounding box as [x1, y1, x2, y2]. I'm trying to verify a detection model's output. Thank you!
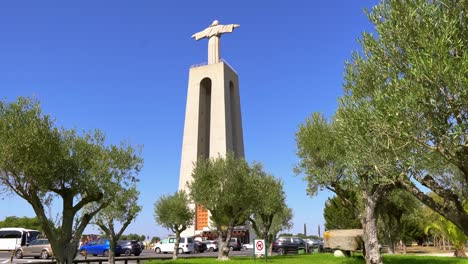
[173, 230, 182, 260]
[362, 190, 383, 264]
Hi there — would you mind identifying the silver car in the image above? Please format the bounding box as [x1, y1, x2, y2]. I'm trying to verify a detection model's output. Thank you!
[15, 239, 52, 259]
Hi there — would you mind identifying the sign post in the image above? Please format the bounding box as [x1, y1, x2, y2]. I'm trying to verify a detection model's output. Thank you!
[254, 239, 267, 262]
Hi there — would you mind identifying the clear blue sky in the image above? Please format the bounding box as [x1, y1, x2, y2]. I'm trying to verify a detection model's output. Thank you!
[0, 0, 378, 238]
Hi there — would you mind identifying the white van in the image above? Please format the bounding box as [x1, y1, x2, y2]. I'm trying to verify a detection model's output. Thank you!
[153, 237, 194, 254]
[0, 228, 40, 251]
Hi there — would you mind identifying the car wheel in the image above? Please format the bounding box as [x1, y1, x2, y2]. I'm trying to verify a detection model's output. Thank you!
[209, 247, 214, 252]
[178, 248, 183, 254]
[277, 248, 285, 255]
[103, 250, 109, 257]
[15, 249, 23, 259]
[229, 246, 234, 251]
[155, 247, 161, 254]
[41, 250, 49, 259]
[124, 249, 131, 256]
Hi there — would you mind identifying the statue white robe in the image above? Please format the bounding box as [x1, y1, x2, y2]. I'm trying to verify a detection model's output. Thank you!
[192, 23, 240, 64]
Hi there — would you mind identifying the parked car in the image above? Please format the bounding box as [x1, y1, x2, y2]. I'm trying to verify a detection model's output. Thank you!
[193, 240, 207, 253]
[272, 237, 307, 255]
[138, 241, 145, 250]
[117, 240, 142, 256]
[202, 240, 218, 252]
[305, 239, 323, 251]
[242, 243, 253, 250]
[153, 237, 194, 254]
[228, 237, 242, 251]
[79, 239, 122, 257]
[15, 239, 52, 259]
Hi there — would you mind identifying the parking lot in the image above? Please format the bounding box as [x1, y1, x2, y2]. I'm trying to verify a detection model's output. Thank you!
[0, 249, 254, 263]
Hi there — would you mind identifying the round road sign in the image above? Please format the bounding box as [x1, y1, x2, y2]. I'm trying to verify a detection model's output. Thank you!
[256, 240, 264, 251]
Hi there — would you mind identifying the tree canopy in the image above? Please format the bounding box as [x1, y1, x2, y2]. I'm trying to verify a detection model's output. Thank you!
[341, 0, 468, 235]
[0, 216, 43, 232]
[188, 153, 257, 260]
[248, 167, 291, 255]
[154, 190, 194, 260]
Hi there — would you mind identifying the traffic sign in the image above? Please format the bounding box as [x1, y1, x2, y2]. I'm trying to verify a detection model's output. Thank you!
[254, 239, 265, 255]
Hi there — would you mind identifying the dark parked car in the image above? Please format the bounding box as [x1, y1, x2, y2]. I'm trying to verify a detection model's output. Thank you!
[79, 239, 122, 257]
[193, 240, 207, 253]
[117, 240, 142, 256]
[272, 237, 307, 255]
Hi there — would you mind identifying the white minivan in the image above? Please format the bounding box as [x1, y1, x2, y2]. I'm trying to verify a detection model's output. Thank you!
[154, 237, 194, 254]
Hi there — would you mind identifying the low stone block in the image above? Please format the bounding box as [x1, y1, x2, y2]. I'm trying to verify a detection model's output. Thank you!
[324, 229, 363, 251]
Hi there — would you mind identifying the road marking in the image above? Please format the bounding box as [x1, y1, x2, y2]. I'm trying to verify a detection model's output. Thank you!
[2, 260, 10, 263]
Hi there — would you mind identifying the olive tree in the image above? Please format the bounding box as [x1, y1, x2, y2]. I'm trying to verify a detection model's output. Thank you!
[88, 186, 142, 264]
[188, 153, 256, 260]
[296, 113, 397, 264]
[154, 190, 194, 260]
[0, 97, 143, 264]
[248, 167, 290, 256]
[343, 0, 468, 235]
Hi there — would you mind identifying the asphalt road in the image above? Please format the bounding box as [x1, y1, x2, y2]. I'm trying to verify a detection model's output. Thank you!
[0, 249, 254, 263]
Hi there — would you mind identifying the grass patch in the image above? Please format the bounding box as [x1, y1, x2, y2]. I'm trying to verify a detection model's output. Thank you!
[145, 254, 466, 264]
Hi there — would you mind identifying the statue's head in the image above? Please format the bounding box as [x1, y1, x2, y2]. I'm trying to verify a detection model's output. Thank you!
[210, 20, 219, 27]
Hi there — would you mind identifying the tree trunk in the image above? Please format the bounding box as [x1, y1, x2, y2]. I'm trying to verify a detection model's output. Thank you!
[268, 241, 273, 256]
[454, 247, 467, 258]
[216, 230, 228, 260]
[223, 225, 234, 260]
[387, 241, 395, 254]
[108, 238, 117, 264]
[173, 231, 181, 260]
[362, 190, 383, 264]
[108, 250, 115, 264]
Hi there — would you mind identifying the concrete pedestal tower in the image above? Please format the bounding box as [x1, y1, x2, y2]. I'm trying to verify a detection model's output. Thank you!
[179, 20, 244, 236]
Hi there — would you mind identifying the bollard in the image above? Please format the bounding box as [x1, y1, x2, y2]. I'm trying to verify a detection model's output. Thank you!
[10, 250, 14, 264]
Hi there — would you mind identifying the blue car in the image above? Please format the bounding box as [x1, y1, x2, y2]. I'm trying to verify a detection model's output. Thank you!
[79, 239, 122, 257]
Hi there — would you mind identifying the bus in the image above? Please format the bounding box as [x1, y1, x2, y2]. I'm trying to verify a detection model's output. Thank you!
[0, 228, 40, 251]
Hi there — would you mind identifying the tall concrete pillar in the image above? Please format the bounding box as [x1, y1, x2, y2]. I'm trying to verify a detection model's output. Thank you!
[178, 61, 244, 236]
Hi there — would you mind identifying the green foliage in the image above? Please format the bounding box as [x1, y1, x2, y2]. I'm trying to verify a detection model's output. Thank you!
[0, 216, 42, 231]
[150, 236, 161, 243]
[0, 97, 143, 264]
[377, 189, 426, 250]
[189, 153, 257, 229]
[154, 190, 194, 234]
[342, 0, 468, 235]
[93, 186, 142, 235]
[295, 113, 352, 198]
[324, 196, 361, 230]
[424, 193, 467, 257]
[188, 153, 258, 259]
[249, 166, 291, 252]
[154, 190, 194, 259]
[91, 185, 142, 263]
[121, 233, 146, 241]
